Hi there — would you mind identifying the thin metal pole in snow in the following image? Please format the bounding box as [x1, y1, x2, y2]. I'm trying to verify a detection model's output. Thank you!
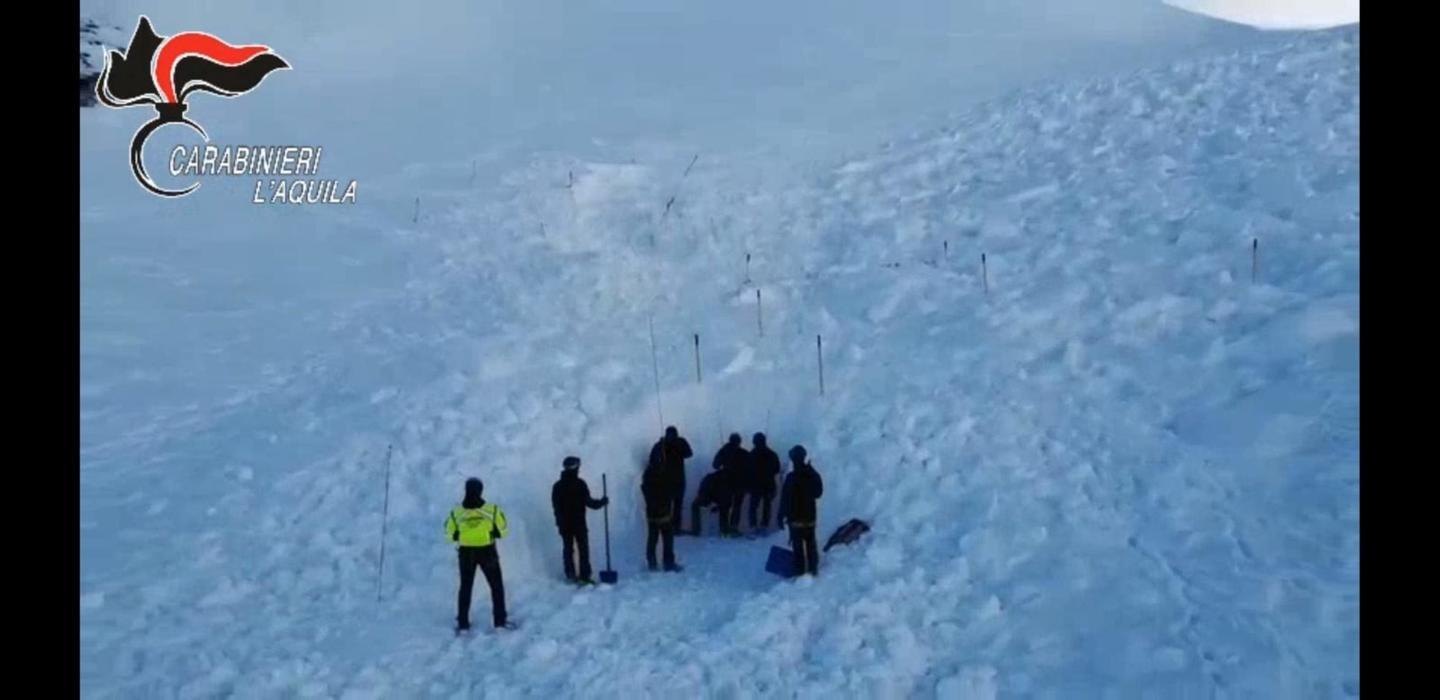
[1251, 238, 1259, 284]
[982, 253, 990, 295]
[375, 444, 394, 602]
[412, 197, 420, 224]
[817, 335, 825, 396]
[694, 333, 702, 384]
[649, 316, 665, 428]
[756, 288, 764, 337]
[745, 253, 751, 284]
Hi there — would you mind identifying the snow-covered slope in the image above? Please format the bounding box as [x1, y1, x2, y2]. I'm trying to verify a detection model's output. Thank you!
[79, 15, 1357, 700]
[1167, 0, 1358, 30]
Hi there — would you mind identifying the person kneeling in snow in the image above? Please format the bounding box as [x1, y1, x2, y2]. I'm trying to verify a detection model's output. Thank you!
[777, 445, 824, 577]
[690, 466, 737, 537]
[446, 477, 514, 631]
[551, 456, 608, 584]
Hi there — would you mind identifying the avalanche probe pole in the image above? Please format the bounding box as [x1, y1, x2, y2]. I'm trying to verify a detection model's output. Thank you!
[600, 474, 618, 584]
[375, 444, 394, 602]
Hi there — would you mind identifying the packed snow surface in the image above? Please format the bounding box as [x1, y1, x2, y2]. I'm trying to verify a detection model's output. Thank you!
[80, 2, 1357, 697]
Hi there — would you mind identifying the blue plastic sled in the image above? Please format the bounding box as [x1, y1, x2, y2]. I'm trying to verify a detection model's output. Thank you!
[765, 545, 796, 577]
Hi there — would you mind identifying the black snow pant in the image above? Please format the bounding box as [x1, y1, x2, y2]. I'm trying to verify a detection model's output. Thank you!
[647, 520, 676, 569]
[728, 492, 746, 531]
[789, 525, 819, 576]
[690, 500, 732, 536]
[457, 545, 507, 628]
[560, 528, 592, 580]
[670, 481, 686, 531]
[749, 490, 775, 528]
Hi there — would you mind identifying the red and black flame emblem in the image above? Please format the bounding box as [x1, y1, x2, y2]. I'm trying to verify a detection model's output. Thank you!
[96, 16, 290, 197]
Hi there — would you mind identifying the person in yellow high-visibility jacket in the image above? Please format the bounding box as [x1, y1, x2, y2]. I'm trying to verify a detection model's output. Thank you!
[445, 477, 513, 631]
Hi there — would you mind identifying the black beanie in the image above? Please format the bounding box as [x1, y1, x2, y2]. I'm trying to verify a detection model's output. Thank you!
[789, 445, 807, 464]
[463, 477, 484, 507]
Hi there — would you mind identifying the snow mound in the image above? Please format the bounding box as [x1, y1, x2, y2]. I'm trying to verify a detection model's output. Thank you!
[1166, 0, 1358, 30]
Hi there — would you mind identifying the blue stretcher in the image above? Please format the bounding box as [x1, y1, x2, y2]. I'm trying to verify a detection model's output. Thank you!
[765, 545, 796, 577]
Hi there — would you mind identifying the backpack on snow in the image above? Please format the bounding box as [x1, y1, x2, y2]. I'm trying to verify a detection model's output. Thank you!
[823, 518, 871, 552]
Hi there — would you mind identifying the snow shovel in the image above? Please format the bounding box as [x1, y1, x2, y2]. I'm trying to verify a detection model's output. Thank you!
[599, 473, 618, 584]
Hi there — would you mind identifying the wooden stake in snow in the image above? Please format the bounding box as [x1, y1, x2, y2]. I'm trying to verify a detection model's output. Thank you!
[375, 444, 394, 602]
[693, 333, 702, 384]
[1251, 238, 1259, 283]
[982, 253, 990, 294]
[756, 288, 764, 337]
[816, 335, 825, 396]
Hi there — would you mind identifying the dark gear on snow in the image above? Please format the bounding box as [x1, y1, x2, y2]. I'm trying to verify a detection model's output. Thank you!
[823, 518, 872, 552]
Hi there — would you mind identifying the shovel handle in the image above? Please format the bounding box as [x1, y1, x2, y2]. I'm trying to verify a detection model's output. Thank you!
[602, 473, 613, 570]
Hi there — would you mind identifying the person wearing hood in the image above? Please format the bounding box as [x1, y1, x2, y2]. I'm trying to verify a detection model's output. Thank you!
[445, 477, 513, 631]
[648, 426, 693, 531]
[747, 432, 782, 531]
[551, 456, 608, 584]
[711, 433, 751, 533]
[777, 445, 824, 577]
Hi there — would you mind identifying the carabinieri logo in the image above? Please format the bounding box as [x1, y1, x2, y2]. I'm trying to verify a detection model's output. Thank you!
[96, 16, 290, 198]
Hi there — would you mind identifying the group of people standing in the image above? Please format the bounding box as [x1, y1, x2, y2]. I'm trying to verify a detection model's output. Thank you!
[443, 425, 825, 633]
[639, 426, 824, 576]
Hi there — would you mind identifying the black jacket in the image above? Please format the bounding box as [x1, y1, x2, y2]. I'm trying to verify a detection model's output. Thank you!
[641, 463, 678, 521]
[649, 437, 693, 487]
[693, 470, 733, 508]
[711, 443, 751, 493]
[551, 471, 604, 533]
[778, 463, 823, 526]
[750, 444, 781, 494]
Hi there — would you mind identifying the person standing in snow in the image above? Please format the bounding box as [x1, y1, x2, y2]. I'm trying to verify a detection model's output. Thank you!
[551, 456, 608, 584]
[689, 465, 736, 537]
[641, 455, 681, 571]
[445, 477, 514, 631]
[747, 432, 782, 531]
[711, 433, 751, 534]
[648, 426, 693, 532]
[777, 445, 824, 577]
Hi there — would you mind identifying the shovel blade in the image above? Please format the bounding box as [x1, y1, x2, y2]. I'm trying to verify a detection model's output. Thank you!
[599, 570, 619, 584]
